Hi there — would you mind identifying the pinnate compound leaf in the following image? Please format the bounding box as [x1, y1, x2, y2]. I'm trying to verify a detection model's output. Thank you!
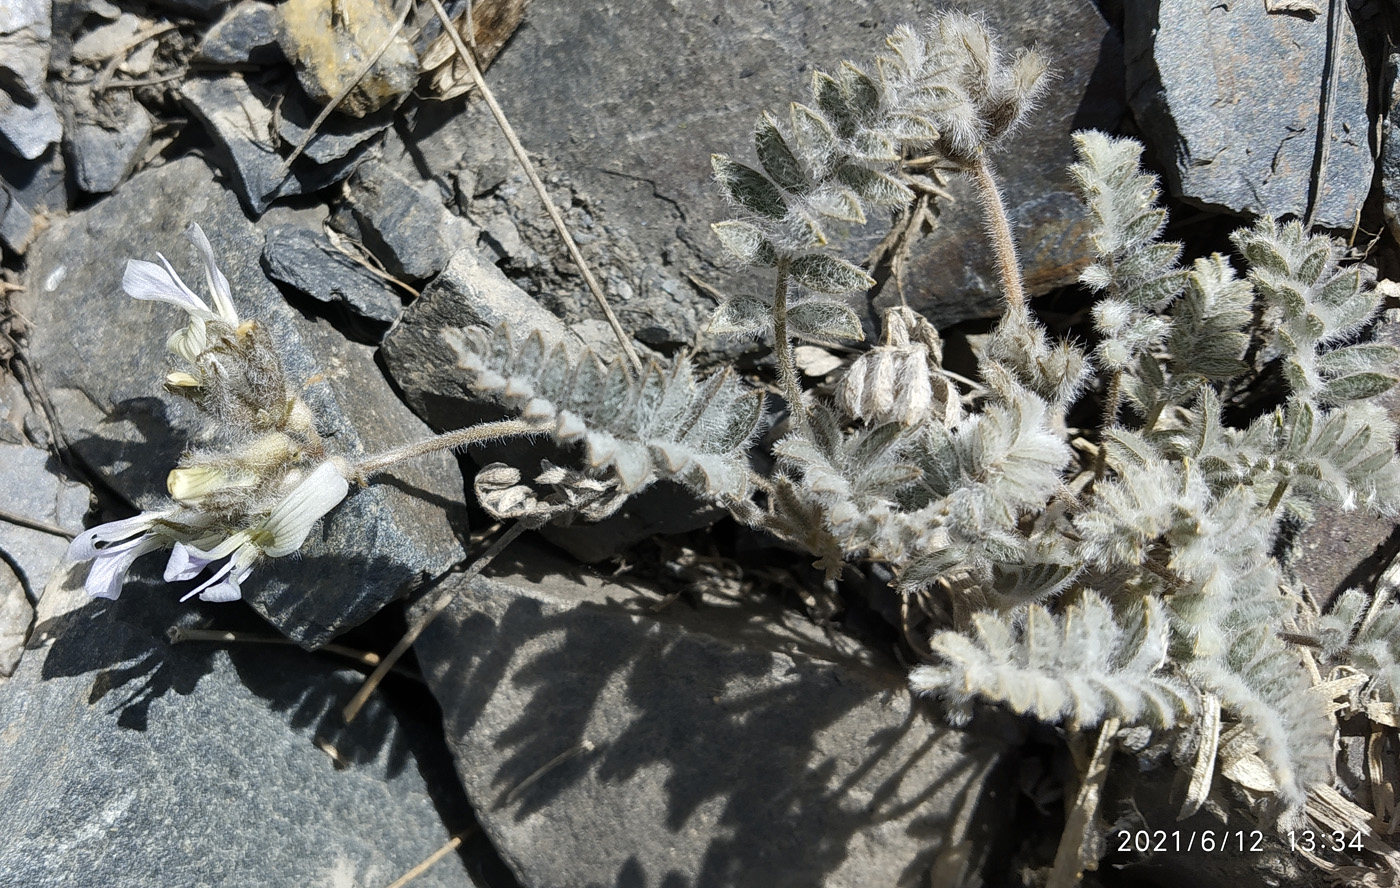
[911, 594, 1194, 730]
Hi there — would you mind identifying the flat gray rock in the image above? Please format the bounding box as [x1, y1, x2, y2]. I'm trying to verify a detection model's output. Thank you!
[1383, 53, 1400, 244]
[261, 223, 403, 328]
[384, 0, 1121, 347]
[1126, 0, 1371, 228]
[0, 443, 89, 602]
[414, 543, 1016, 888]
[0, 85, 61, 162]
[0, 558, 28, 678]
[18, 156, 466, 647]
[0, 566, 483, 887]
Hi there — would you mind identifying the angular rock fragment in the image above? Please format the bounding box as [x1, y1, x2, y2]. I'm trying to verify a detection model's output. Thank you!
[261, 223, 403, 328]
[17, 156, 465, 646]
[195, 0, 283, 66]
[0, 144, 67, 255]
[1383, 54, 1400, 244]
[414, 545, 1015, 887]
[1126, 0, 1371, 228]
[181, 74, 380, 215]
[0, 558, 26, 678]
[66, 90, 153, 194]
[0, 25, 60, 163]
[0, 444, 90, 601]
[330, 160, 469, 281]
[0, 568, 482, 886]
[0, 442, 87, 679]
[278, 0, 418, 118]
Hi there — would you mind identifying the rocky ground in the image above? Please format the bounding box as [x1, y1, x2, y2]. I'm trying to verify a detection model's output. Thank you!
[1, 0, 1398, 886]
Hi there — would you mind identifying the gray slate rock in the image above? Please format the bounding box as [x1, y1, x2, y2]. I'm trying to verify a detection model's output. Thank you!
[0, 558, 25, 678]
[414, 544, 1015, 888]
[261, 223, 403, 327]
[0, 179, 33, 256]
[0, 142, 66, 255]
[0, 567, 482, 887]
[383, 0, 1122, 345]
[0, 438, 88, 679]
[0, 443, 89, 601]
[67, 92, 153, 194]
[0, 32, 61, 162]
[181, 74, 378, 216]
[1126, 0, 1371, 228]
[0, 0, 50, 38]
[18, 156, 466, 647]
[331, 160, 469, 282]
[194, 0, 283, 66]
[1383, 54, 1400, 244]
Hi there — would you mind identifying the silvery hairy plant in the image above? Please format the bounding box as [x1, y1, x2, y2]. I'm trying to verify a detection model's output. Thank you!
[78, 11, 1400, 865]
[416, 14, 1400, 828]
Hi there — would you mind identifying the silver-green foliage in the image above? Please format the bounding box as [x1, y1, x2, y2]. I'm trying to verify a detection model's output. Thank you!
[907, 133, 1398, 809]
[1317, 587, 1400, 704]
[445, 324, 764, 500]
[910, 593, 1194, 730]
[444, 17, 1400, 822]
[708, 11, 1049, 345]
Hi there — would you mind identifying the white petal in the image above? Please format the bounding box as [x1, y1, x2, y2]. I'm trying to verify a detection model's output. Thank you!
[199, 563, 253, 603]
[180, 557, 237, 602]
[164, 541, 211, 582]
[166, 319, 208, 364]
[122, 257, 212, 317]
[186, 223, 238, 325]
[261, 462, 349, 557]
[68, 512, 166, 561]
[84, 535, 164, 600]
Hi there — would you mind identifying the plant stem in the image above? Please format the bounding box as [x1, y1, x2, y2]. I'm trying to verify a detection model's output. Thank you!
[343, 520, 528, 724]
[969, 155, 1026, 313]
[351, 420, 535, 482]
[1267, 478, 1290, 514]
[1093, 371, 1124, 480]
[424, 0, 644, 378]
[771, 258, 810, 436]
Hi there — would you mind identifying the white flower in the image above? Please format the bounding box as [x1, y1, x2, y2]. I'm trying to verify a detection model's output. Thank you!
[122, 223, 239, 367]
[68, 461, 350, 603]
[161, 461, 350, 602]
[66, 510, 209, 600]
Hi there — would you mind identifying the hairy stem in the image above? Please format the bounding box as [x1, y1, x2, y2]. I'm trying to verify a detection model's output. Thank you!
[1267, 478, 1290, 514]
[424, 0, 643, 377]
[771, 258, 810, 436]
[351, 420, 535, 481]
[969, 155, 1026, 313]
[1093, 371, 1124, 480]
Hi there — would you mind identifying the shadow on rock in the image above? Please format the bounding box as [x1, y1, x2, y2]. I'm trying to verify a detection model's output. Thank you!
[417, 555, 1011, 887]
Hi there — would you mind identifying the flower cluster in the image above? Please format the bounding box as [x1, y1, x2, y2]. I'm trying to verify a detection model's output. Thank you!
[68, 225, 351, 602]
